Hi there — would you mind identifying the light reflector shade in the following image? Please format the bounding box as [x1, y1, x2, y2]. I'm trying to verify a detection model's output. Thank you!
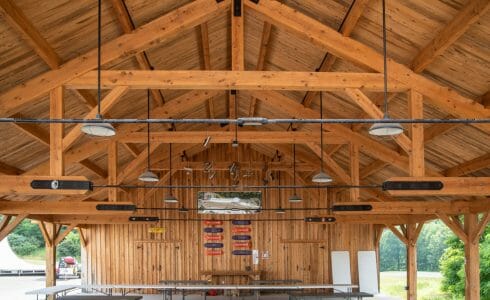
[179, 207, 189, 213]
[288, 194, 302, 203]
[138, 170, 159, 182]
[164, 194, 178, 203]
[368, 122, 403, 136]
[275, 208, 286, 214]
[312, 171, 333, 183]
[81, 122, 116, 137]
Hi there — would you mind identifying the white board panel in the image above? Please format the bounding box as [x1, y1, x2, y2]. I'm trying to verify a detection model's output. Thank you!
[358, 251, 379, 294]
[331, 251, 351, 293]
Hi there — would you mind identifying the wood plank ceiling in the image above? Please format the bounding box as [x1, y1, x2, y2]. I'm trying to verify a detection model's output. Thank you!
[0, 0, 488, 205]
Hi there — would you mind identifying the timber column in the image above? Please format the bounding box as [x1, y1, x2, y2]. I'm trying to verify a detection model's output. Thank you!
[464, 213, 479, 300]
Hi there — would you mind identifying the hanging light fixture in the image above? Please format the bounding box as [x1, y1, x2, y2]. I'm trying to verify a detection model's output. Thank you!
[368, 0, 403, 137]
[139, 90, 159, 182]
[232, 90, 239, 147]
[81, 0, 116, 137]
[312, 92, 333, 183]
[289, 144, 302, 202]
[164, 143, 178, 203]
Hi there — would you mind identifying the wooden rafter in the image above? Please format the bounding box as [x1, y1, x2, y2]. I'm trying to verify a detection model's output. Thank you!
[360, 160, 388, 179]
[0, 0, 61, 69]
[0, 161, 23, 175]
[472, 213, 490, 244]
[66, 71, 406, 91]
[197, 22, 215, 118]
[411, 0, 490, 72]
[249, 21, 272, 116]
[344, 88, 412, 153]
[437, 212, 468, 243]
[10, 113, 50, 146]
[0, 215, 12, 232]
[302, 0, 370, 107]
[78, 159, 108, 178]
[110, 0, 164, 106]
[62, 86, 129, 151]
[444, 153, 490, 177]
[386, 225, 408, 245]
[306, 143, 351, 184]
[250, 90, 442, 177]
[245, 0, 490, 133]
[0, 0, 230, 116]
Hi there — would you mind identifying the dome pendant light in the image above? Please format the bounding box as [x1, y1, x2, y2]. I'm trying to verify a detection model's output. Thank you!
[312, 92, 333, 184]
[139, 90, 159, 182]
[81, 0, 116, 137]
[369, 0, 403, 137]
[164, 143, 178, 203]
[289, 144, 302, 202]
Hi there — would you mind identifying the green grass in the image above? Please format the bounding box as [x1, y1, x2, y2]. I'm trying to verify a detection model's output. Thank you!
[19, 247, 45, 264]
[380, 272, 461, 300]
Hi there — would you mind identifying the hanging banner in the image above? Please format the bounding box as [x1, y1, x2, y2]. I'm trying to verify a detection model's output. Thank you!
[232, 235, 251, 240]
[232, 250, 253, 256]
[233, 241, 252, 248]
[205, 249, 224, 256]
[204, 220, 223, 226]
[204, 243, 224, 249]
[232, 220, 251, 225]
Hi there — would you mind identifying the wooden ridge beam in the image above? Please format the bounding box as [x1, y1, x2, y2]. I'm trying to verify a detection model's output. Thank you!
[302, 0, 370, 107]
[0, 0, 230, 116]
[385, 177, 490, 197]
[110, 0, 164, 106]
[0, 200, 135, 215]
[0, 0, 61, 69]
[54, 223, 77, 246]
[411, 0, 490, 72]
[66, 71, 406, 92]
[0, 213, 28, 242]
[0, 175, 89, 195]
[245, 0, 490, 133]
[444, 153, 490, 177]
[117, 130, 347, 144]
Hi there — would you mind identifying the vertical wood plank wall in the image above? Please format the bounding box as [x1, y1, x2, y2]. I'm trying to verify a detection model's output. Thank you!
[81, 145, 376, 286]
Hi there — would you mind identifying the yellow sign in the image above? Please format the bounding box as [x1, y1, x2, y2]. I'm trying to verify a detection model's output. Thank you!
[148, 227, 165, 234]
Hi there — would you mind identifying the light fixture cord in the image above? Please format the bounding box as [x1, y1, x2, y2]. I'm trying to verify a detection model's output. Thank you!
[292, 144, 296, 194]
[169, 143, 172, 194]
[382, 0, 388, 118]
[234, 91, 238, 143]
[147, 89, 151, 170]
[320, 91, 324, 171]
[97, 0, 101, 118]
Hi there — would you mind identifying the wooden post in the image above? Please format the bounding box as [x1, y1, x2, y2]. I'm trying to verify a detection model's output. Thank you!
[45, 223, 57, 299]
[409, 89, 424, 177]
[349, 143, 359, 201]
[406, 223, 418, 300]
[464, 213, 480, 300]
[108, 141, 118, 202]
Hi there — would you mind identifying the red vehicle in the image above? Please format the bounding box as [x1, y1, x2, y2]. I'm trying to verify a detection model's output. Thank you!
[56, 256, 81, 279]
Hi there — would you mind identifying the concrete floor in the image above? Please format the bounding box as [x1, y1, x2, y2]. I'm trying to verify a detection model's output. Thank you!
[0, 276, 81, 300]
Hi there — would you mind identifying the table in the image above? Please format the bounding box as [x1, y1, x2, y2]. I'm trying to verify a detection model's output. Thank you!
[159, 280, 209, 300]
[200, 270, 262, 283]
[58, 297, 142, 300]
[25, 285, 79, 300]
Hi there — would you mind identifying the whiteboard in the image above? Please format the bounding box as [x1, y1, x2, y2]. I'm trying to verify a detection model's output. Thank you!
[331, 251, 351, 293]
[358, 251, 379, 294]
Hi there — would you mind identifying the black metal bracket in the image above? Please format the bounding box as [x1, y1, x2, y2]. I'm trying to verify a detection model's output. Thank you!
[230, 89, 237, 95]
[31, 180, 93, 191]
[129, 216, 159, 222]
[233, 0, 242, 16]
[305, 217, 336, 222]
[382, 181, 444, 191]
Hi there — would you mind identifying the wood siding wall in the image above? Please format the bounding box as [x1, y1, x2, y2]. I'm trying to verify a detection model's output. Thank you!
[81, 145, 376, 285]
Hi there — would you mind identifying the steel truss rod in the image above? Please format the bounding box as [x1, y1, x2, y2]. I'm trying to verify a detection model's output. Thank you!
[93, 184, 381, 189]
[0, 117, 489, 125]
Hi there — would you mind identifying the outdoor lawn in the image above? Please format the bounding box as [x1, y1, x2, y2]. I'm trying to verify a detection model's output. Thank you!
[380, 271, 459, 300]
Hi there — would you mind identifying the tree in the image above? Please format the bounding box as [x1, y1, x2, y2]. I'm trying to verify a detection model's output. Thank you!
[57, 231, 81, 260]
[440, 224, 490, 298]
[380, 229, 406, 271]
